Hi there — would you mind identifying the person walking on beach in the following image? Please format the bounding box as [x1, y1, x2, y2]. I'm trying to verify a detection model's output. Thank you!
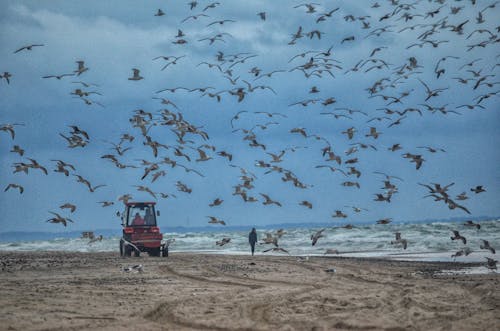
[249, 228, 258, 256]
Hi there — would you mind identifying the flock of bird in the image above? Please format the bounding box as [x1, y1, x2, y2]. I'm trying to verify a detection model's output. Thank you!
[1, 0, 498, 266]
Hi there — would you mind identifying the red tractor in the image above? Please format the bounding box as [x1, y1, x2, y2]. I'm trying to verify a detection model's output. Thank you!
[119, 202, 168, 257]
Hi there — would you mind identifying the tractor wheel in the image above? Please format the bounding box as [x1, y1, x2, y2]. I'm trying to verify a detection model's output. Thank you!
[119, 239, 124, 257]
[149, 247, 161, 257]
[124, 244, 132, 257]
[134, 249, 140, 257]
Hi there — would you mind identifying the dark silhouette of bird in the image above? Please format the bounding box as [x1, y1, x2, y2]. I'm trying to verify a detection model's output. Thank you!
[59, 203, 76, 213]
[311, 229, 325, 246]
[128, 68, 143, 81]
[4, 183, 24, 194]
[207, 216, 226, 225]
[299, 200, 313, 209]
[74, 60, 88, 76]
[216, 237, 231, 246]
[14, 44, 44, 53]
[480, 240, 496, 254]
[470, 186, 486, 194]
[451, 230, 466, 244]
[1, 72, 12, 84]
[463, 220, 480, 229]
[391, 232, 408, 249]
[377, 218, 392, 224]
[46, 211, 73, 227]
[154, 9, 165, 16]
[485, 257, 497, 270]
[209, 198, 223, 207]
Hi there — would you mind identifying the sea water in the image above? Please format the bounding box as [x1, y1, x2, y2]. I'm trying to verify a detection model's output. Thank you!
[0, 220, 498, 264]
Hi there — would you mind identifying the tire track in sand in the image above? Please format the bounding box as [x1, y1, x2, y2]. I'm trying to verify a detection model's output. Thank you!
[159, 263, 263, 289]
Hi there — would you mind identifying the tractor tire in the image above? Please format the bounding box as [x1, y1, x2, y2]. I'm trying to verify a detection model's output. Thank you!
[134, 249, 140, 257]
[149, 247, 161, 257]
[124, 244, 132, 257]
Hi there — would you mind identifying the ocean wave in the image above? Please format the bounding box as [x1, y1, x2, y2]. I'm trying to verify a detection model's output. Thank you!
[0, 220, 498, 262]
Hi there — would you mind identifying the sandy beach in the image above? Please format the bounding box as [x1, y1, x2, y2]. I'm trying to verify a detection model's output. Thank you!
[0, 251, 498, 331]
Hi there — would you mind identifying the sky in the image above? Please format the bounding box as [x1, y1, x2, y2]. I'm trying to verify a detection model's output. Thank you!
[0, 0, 499, 233]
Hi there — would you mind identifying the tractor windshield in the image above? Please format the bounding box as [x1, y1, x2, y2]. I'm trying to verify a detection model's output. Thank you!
[127, 204, 156, 226]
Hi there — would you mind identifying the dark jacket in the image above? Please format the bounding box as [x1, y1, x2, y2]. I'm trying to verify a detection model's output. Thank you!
[249, 230, 257, 245]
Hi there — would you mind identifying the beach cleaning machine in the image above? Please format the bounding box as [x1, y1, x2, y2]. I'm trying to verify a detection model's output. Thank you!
[119, 201, 168, 257]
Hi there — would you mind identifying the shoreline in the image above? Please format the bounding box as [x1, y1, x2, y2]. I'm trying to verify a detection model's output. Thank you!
[1, 251, 499, 330]
[1, 246, 496, 264]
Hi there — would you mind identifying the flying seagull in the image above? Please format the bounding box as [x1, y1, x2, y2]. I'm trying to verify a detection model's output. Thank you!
[14, 44, 44, 53]
[128, 68, 144, 81]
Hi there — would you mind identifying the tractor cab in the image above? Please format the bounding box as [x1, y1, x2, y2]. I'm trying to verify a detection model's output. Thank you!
[119, 202, 168, 257]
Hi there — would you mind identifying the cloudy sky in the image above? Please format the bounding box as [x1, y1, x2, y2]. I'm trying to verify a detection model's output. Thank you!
[0, 0, 499, 233]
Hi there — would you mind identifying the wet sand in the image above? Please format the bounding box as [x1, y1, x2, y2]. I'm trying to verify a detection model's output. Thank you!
[0, 251, 498, 331]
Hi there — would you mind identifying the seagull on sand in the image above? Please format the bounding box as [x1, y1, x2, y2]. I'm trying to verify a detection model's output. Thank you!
[123, 264, 144, 273]
[450, 230, 466, 244]
[128, 68, 144, 81]
[311, 229, 325, 246]
[485, 257, 497, 270]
